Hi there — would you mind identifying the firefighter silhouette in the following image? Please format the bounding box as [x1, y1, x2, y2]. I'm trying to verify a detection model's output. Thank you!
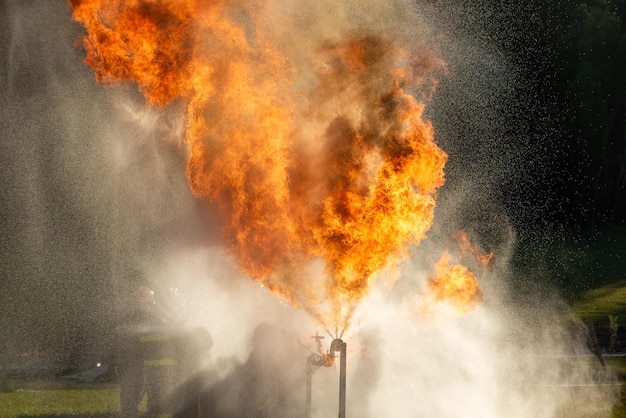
[117, 280, 213, 418]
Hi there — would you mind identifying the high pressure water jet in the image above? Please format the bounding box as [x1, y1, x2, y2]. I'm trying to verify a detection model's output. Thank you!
[306, 332, 347, 418]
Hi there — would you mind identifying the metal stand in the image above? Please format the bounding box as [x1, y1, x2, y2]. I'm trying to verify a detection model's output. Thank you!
[331, 338, 347, 418]
[305, 333, 347, 418]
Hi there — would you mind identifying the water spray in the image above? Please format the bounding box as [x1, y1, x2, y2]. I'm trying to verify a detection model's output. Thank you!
[306, 332, 347, 418]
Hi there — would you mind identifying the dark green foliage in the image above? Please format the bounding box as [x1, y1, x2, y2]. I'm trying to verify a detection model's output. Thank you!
[562, 1, 626, 226]
[552, 1, 626, 227]
[423, 0, 626, 230]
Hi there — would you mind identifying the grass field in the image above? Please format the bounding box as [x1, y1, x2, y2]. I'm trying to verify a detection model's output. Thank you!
[572, 281, 626, 418]
[0, 385, 119, 417]
[0, 375, 623, 418]
[561, 227, 626, 417]
[0, 381, 149, 418]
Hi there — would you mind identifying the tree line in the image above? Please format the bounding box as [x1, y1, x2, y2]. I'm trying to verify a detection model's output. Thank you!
[518, 0, 625, 228]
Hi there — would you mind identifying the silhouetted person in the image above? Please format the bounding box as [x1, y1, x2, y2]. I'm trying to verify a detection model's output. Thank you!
[191, 324, 307, 418]
[117, 280, 214, 417]
[171, 328, 215, 417]
[117, 283, 168, 417]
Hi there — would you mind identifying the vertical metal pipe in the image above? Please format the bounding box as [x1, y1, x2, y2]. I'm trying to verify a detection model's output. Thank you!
[330, 338, 346, 418]
[338, 340, 346, 418]
[306, 357, 312, 418]
[308, 337, 347, 418]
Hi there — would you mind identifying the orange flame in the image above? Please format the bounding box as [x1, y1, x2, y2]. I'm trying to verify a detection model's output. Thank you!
[425, 251, 485, 314]
[70, 0, 448, 329]
[455, 231, 494, 267]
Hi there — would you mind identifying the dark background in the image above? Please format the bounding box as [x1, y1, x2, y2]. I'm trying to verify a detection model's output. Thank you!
[427, 0, 626, 230]
[423, 0, 626, 303]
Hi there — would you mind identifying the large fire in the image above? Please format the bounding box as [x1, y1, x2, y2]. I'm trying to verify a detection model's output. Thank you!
[69, 0, 481, 329]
